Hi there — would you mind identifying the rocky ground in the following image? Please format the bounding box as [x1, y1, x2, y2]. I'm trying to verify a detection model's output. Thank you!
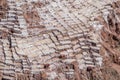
[0, 0, 120, 80]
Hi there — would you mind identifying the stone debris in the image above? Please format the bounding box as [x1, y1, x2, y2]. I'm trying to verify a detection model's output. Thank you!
[0, 0, 120, 80]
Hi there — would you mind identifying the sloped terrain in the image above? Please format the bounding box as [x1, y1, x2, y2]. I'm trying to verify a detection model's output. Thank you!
[0, 0, 120, 80]
[0, 0, 8, 19]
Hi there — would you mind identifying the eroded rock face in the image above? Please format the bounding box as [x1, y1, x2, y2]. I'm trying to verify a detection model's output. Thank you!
[0, 0, 120, 80]
[100, 2, 120, 65]
[99, 0, 120, 76]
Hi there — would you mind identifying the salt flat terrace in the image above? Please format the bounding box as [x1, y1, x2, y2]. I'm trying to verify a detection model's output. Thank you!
[0, 0, 119, 80]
